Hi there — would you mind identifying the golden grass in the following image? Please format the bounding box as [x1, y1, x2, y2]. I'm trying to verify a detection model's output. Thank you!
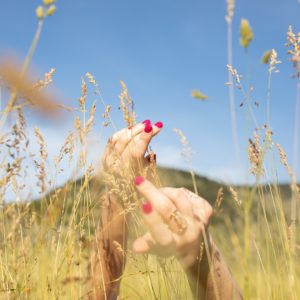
[0, 2, 300, 300]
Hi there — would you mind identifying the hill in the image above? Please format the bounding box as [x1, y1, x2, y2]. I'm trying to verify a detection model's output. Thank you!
[30, 166, 294, 227]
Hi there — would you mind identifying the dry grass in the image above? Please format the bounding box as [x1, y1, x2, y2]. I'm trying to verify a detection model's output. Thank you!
[0, 2, 299, 300]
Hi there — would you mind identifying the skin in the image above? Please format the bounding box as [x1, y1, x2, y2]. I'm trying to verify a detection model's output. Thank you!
[89, 121, 242, 300]
[133, 182, 242, 300]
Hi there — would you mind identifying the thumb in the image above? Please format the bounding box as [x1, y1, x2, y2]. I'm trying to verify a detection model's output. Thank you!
[132, 232, 155, 254]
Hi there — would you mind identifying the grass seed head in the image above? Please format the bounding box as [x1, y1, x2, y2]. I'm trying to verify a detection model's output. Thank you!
[173, 128, 195, 163]
[215, 187, 224, 210]
[46, 5, 56, 16]
[36, 6, 44, 20]
[240, 19, 254, 49]
[286, 26, 300, 78]
[248, 131, 264, 176]
[227, 64, 242, 88]
[277, 143, 288, 167]
[85, 72, 97, 86]
[191, 89, 208, 100]
[33, 67, 56, 89]
[262, 50, 272, 64]
[43, 0, 56, 6]
[269, 49, 281, 73]
[229, 186, 242, 207]
[118, 81, 136, 127]
[79, 77, 87, 111]
[225, 0, 235, 24]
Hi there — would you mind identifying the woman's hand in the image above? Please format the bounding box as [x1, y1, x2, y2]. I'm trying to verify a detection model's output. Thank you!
[132, 177, 243, 300]
[102, 120, 163, 176]
[132, 177, 213, 268]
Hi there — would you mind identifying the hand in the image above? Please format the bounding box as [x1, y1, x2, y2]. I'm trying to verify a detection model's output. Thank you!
[132, 177, 213, 268]
[102, 120, 163, 176]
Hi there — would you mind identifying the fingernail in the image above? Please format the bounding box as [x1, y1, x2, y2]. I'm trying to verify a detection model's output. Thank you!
[134, 176, 145, 186]
[144, 124, 153, 133]
[142, 119, 151, 125]
[154, 121, 163, 129]
[141, 201, 152, 214]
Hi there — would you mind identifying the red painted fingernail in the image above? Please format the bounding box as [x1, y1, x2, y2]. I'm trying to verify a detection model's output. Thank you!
[141, 202, 152, 214]
[154, 121, 163, 129]
[134, 176, 145, 186]
[144, 124, 153, 133]
[142, 119, 151, 125]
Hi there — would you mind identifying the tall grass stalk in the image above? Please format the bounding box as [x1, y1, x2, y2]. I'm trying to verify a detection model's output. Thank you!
[1, 3, 300, 300]
[293, 80, 300, 177]
[226, 0, 240, 167]
[0, 20, 44, 133]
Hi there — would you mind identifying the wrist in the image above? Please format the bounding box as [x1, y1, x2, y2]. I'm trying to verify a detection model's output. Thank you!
[184, 232, 213, 284]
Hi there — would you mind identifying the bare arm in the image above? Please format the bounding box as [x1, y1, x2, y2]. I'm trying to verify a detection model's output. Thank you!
[184, 234, 243, 300]
[90, 194, 128, 299]
[89, 121, 163, 299]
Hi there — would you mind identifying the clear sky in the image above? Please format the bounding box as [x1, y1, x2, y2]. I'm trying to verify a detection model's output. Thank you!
[1, 0, 300, 196]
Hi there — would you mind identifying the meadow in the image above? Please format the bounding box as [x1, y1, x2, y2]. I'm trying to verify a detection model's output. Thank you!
[0, 0, 300, 299]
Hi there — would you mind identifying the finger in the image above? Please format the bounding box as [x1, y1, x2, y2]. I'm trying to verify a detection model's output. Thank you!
[132, 232, 155, 253]
[139, 201, 174, 247]
[125, 121, 163, 159]
[125, 123, 154, 158]
[110, 120, 149, 144]
[132, 231, 175, 256]
[134, 177, 190, 235]
[138, 120, 163, 137]
[102, 124, 144, 170]
[183, 190, 212, 226]
[152, 121, 164, 137]
[113, 123, 146, 154]
[140, 121, 163, 139]
[159, 187, 200, 241]
[102, 121, 163, 170]
[160, 187, 194, 218]
[134, 177, 176, 223]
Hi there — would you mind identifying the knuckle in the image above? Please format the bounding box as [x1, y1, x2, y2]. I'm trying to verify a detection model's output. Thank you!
[162, 187, 177, 198]
[179, 187, 189, 194]
[111, 130, 130, 145]
[173, 189, 183, 198]
[179, 187, 187, 195]
[183, 188, 194, 199]
[160, 203, 175, 217]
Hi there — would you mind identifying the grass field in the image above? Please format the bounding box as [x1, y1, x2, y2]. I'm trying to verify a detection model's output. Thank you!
[0, 1, 300, 299]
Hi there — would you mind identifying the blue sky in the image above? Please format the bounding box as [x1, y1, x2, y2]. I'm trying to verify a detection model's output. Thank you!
[1, 0, 300, 195]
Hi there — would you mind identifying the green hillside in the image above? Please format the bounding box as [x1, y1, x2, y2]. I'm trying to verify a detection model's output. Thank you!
[31, 165, 294, 226]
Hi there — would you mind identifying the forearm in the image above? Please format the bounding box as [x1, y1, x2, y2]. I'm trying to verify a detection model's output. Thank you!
[185, 235, 242, 300]
[90, 194, 128, 300]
